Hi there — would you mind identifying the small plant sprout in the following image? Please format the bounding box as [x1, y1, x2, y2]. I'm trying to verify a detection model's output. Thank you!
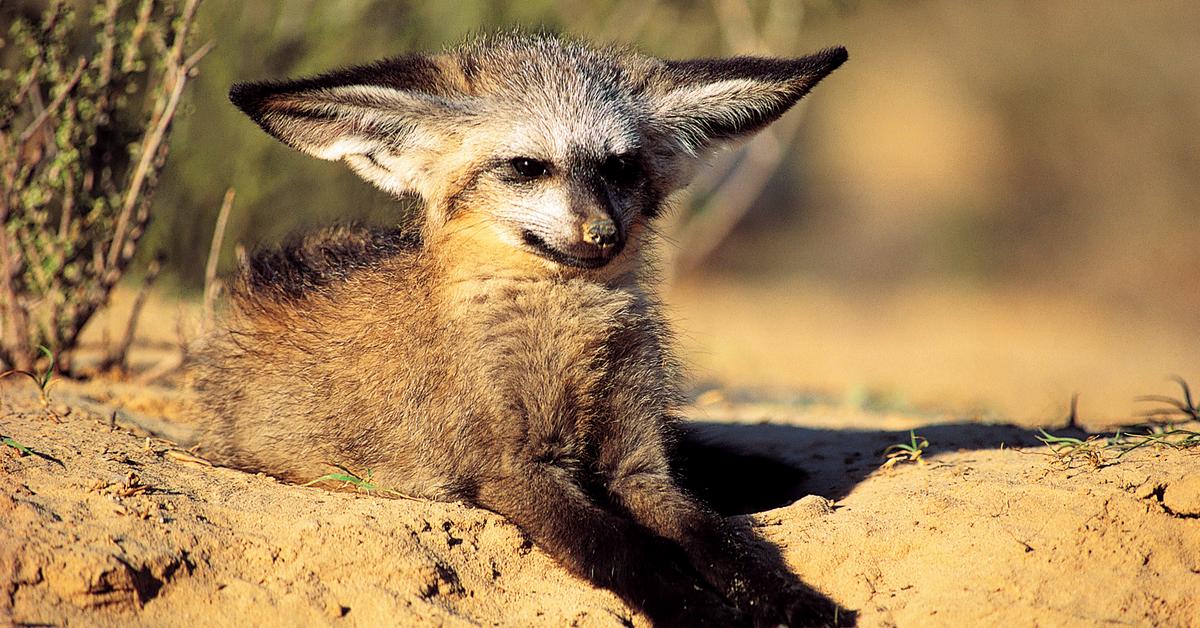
[1035, 429, 1109, 469]
[1136, 377, 1200, 424]
[2, 435, 34, 457]
[1033, 384, 1200, 470]
[1110, 425, 1200, 457]
[303, 463, 417, 500]
[882, 430, 930, 470]
[303, 464, 381, 492]
[0, 433, 60, 466]
[1115, 378, 1200, 455]
[0, 346, 60, 422]
[1033, 427, 1200, 470]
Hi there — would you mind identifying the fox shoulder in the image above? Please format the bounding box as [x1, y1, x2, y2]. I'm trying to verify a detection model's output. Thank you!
[232, 224, 419, 308]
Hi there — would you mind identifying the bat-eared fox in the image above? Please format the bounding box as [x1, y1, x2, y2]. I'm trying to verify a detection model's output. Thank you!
[193, 32, 847, 627]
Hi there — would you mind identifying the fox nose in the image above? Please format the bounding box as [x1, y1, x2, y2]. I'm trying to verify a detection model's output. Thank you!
[581, 216, 619, 248]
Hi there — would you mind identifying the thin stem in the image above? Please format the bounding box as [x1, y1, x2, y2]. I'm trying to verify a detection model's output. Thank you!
[16, 57, 87, 146]
[203, 187, 236, 329]
[100, 255, 163, 373]
[105, 35, 211, 271]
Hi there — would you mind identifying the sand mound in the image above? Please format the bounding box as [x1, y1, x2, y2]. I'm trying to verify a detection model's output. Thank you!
[2, 380, 1198, 626]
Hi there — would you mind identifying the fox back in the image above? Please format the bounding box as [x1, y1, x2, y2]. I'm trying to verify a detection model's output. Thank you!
[193, 33, 847, 626]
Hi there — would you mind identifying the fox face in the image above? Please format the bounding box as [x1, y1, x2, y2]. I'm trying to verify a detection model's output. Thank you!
[230, 33, 845, 277]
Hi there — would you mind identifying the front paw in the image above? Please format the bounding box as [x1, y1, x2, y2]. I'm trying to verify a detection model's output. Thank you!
[744, 584, 853, 628]
[675, 596, 752, 628]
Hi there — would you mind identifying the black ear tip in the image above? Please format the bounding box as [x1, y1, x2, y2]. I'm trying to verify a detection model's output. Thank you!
[228, 81, 265, 116]
[228, 82, 249, 109]
[816, 46, 849, 72]
[790, 46, 847, 89]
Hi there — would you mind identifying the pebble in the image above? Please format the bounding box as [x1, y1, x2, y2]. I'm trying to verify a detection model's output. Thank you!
[789, 494, 836, 518]
[1162, 475, 1200, 517]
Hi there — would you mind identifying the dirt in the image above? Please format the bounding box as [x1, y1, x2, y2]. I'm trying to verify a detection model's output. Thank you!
[2, 378, 1199, 627]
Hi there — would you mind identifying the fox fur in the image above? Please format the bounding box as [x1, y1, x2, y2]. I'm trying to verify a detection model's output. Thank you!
[193, 32, 847, 627]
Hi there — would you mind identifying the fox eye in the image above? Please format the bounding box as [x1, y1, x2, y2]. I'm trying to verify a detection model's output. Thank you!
[509, 157, 550, 180]
[600, 155, 638, 185]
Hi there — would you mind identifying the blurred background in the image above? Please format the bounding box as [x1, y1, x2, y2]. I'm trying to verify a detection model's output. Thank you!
[8, 0, 1199, 422]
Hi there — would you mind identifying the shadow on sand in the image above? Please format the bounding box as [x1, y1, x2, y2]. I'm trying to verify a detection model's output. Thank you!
[668, 419, 1060, 626]
[676, 420, 1057, 515]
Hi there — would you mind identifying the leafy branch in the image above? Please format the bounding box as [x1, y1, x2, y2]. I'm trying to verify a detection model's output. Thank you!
[0, 0, 210, 373]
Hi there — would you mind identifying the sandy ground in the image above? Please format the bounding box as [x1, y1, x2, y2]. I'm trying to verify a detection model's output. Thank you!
[3, 375, 1198, 627]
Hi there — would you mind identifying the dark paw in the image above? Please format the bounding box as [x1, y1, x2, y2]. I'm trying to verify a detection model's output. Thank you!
[653, 591, 752, 628]
[682, 604, 752, 628]
[746, 585, 855, 628]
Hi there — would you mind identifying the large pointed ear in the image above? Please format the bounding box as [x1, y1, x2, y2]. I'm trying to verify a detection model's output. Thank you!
[645, 46, 847, 186]
[229, 55, 471, 198]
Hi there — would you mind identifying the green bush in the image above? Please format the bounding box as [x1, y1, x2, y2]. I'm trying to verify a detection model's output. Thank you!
[0, 0, 208, 371]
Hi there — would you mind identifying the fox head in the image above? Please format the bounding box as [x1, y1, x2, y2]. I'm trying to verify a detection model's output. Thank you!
[231, 33, 846, 280]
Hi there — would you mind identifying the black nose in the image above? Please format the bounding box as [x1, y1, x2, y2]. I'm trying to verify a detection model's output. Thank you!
[581, 216, 619, 248]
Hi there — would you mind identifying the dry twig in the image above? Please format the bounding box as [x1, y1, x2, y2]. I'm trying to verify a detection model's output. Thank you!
[203, 188, 236, 329]
[98, 255, 164, 374]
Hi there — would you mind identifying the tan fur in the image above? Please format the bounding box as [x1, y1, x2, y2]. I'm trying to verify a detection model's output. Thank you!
[193, 229, 664, 497]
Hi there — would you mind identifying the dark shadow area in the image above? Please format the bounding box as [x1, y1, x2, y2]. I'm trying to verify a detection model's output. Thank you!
[676, 420, 1061, 515]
